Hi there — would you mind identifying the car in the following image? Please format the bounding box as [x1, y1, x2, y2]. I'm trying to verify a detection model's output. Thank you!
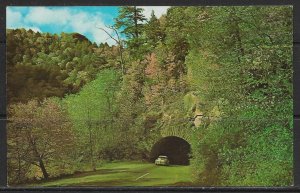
[155, 155, 169, 166]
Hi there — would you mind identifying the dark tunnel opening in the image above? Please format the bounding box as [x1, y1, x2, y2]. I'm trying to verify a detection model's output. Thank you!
[149, 136, 191, 165]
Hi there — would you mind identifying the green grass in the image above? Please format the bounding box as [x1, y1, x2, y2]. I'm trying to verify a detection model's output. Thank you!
[29, 161, 192, 187]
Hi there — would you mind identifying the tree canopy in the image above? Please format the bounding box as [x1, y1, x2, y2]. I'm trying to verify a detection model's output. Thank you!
[7, 6, 293, 186]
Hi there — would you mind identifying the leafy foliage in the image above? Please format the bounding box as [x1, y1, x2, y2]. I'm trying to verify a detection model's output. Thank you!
[65, 70, 121, 167]
[7, 98, 75, 183]
[184, 6, 293, 186]
[7, 29, 119, 103]
[7, 6, 293, 186]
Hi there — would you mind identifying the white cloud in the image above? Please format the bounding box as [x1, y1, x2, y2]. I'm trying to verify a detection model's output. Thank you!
[25, 7, 71, 25]
[138, 6, 170, 19]
[69, 12, 115, 45]
[7, 7, 42, 32]
[6, 8, 23, 28]
[23, 7, 116, 45]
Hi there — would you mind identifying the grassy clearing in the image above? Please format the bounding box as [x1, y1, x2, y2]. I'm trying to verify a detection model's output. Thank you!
[29, 161, 192, 187]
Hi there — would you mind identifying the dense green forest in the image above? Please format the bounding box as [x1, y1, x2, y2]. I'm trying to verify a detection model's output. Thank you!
[7, 6, 293, 186]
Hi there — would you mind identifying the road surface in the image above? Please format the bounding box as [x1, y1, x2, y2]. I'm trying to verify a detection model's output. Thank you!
[30, 161, 193, 187]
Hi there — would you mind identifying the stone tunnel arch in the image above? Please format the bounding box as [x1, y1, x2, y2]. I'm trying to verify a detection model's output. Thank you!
[149, 136, 191, 165]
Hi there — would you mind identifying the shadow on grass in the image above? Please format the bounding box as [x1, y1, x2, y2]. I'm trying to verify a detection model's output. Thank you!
[61, 178, 160, 187]
[27, 167, 130, 186]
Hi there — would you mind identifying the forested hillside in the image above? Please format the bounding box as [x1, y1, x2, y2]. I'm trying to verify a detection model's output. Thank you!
[7, 29, 119, 103]
[7, 6, 293, 186]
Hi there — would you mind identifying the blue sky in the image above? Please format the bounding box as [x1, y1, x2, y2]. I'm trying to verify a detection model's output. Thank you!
[7, 6, 170, 45]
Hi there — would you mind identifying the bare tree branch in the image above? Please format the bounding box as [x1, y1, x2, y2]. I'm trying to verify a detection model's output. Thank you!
[97, 26, 120, 44]
[97, 25, 126, 75]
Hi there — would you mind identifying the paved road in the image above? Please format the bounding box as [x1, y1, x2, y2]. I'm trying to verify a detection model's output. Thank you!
[31, 161, 193, 187]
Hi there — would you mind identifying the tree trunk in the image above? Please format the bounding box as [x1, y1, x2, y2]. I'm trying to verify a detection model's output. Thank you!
[27, 132, 49, 180]
[39, 158, 49, 179]
[119, 46, 125, 75]
[134, 6, 139, 38]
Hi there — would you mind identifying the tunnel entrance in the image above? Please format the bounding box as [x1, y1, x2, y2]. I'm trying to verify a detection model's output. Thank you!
[149, 136, 191, 165]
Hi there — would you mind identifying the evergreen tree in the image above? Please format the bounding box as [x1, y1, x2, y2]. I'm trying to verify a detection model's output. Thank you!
[144, 11, 164, 48]
[114, 6, 147, 58]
